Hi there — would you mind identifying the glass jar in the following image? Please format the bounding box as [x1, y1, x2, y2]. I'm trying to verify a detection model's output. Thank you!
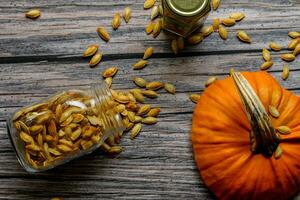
[161, 0, 211, 37]
[7, 83, 124, 173]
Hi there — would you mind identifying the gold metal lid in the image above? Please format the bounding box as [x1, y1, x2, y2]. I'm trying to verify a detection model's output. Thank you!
[166, 0, 210, 17]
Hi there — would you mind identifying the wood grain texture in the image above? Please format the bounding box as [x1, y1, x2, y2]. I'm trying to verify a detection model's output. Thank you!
[0, 0, 300, 199]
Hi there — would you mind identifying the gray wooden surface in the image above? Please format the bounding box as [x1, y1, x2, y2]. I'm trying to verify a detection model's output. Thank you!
[0, 0, 300, 199]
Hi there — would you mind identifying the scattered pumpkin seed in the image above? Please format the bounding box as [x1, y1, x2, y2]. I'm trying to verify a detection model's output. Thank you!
[112, 13, 121, 30]
[260, 61, 273, 70]
[25, 9, 41, 19]
[229, 12, 245, 21]
[274, 145, 283, 160]
[218, 25, 228, 40]
[277, 126, 291, 135]
[151, 5, 159, 20]
[282, 65, 289, 80]
[144, 0, 156, 9]
[133, 59, 148, 70]
[142, 117, 157, 124]
[97, 27, 110, 42]
[146, 81, 164, 90]
[269, 105, 280, 118]
[294, 43, 300, 56]
[142, 90, 158, 98]
[143, 47, 154, 59]
[205, 76, 217, 87]
[146, 22, 154, 34]
[213, 18, 220, 31]
[288, 31, 300, 39]
[164, 83, 176, 94]
[190, 94, 200, 104]
[83, 44, 98, 57]
[237, 31, 251, 43]
[89, 52, 103, 67]
[281, 53, 295, 62]
[131, 90, 145, 103]
[262, 48, 271, 61]
[212, 0, 220, 11]
[288, 38, 300, 50]
[271, 89, 281, 108]
[171, 39, 178, 55]
[148, 108, 160, 117]
[133, 77, 148, 88]
[123, 7, 132, 23]
[177, 37, 185, 50]
[269, 42, 281, 51]
[187, 34, 203, 45]
[200, 25, 213, 37]
[222, 18, 236, 27]
[130, 123, 142, 139]
[102, 67, 118, 78]
[153, 19, 162, 38]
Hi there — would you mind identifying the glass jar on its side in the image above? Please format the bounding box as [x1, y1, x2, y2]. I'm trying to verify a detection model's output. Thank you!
[7, 83, 124, 173]
[161, 0, 211, 37]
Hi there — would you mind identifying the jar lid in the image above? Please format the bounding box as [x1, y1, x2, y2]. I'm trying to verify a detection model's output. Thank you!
[166, 0, 210, 17]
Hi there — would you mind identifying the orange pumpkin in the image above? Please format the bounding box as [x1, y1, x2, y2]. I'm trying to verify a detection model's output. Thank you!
[192, 71, 300, 200]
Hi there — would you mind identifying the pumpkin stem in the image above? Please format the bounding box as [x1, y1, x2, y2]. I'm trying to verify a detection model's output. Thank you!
[232, 72, 279, 157]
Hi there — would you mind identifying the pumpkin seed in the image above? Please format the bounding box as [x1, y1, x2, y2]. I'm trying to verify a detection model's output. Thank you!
[108, 146, 122, 154]
[274, 145, 283, 160]
[102, 67, 118, 78]
[164, 83, 176, 94]
[60, 107, 82, 123]
[59, 139, 73, 148]
[127, 111, 136, 122]
[130, 123, 142, 139]
[281, 53, 295, 62]
[97, 27, 110, 42]
[70, 127, 82, 141]
[171, 39, 178, 55]
[282, 65, 289, 80]
[288, 38, 300, 50]
[133, 77, 147, 88]
[82, 126, 97, 138]
[131, 90, 145, 103]
[133, 59, 148, 70]
[48, 148, 62, 156]
[212, 0, 220, 11]
[277, 126, 291, 135]
[269, 42, 281, 51]
[146, 81, 164, 90]
[104, 77, 113, 88]
[48, 119, 57, 135]
[213, 18, 219, 31]
[294, 43, 300, 56]
[83, 44, 98, 57]
[25, 9, 41, 19]
[153, 19, 162, 38]
[36, 111, 53, 124]
[187, 34, 203, 45]
[142, 117, 157, 125]
[288, 31, 300, 39]
[260, 61, 273, 70]
[147, 108, 160, 117]
[262, 48, 271, 61]
[146, 22, 154, 34]
[229, 12, 245, 21]
[190, 94, 200, 104]
[144, 0, 156, 9]
[237, 31, 251, 43]
[134, 116, 142, 123]
[81, 141, 94, 150]
[112, 13, 121, 30]
[89, 52, 103, 67]
[218, 25, 228, 40]
[222, 18, 236, 27]
[269, 105, 280, 118]
[101, 142, 111, 152]
[20, 132, 34, 143]
[200, 25, 213, 37]
[30, 125, 44, 135]
[26, 144, 41, 152]
[137, 104, 151, 116]
[115, 104, 126, 113]
[19, 121, 30, 133]
[177, 37, 185, 50]
[141, 90, 158, 98]
[205, 76, 217, 87]
[143, 47, 154, 59]
[123, 7, 131, 23]
[271, 89, 281, 108]
[151, 5, 159, 20]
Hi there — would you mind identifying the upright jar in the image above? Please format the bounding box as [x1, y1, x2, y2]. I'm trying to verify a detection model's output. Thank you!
[161, 0, 211, 37]
[7, 83, 124, 173]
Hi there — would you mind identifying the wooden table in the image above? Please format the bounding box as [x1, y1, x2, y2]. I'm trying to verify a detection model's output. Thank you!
[1, 0, 300, 199]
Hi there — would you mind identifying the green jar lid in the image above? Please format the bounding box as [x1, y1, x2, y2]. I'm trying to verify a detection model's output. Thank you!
[166, 0, 210, 17]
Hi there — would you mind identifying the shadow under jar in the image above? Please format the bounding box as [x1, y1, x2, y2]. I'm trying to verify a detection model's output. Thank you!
[7, 83, 124, 173]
